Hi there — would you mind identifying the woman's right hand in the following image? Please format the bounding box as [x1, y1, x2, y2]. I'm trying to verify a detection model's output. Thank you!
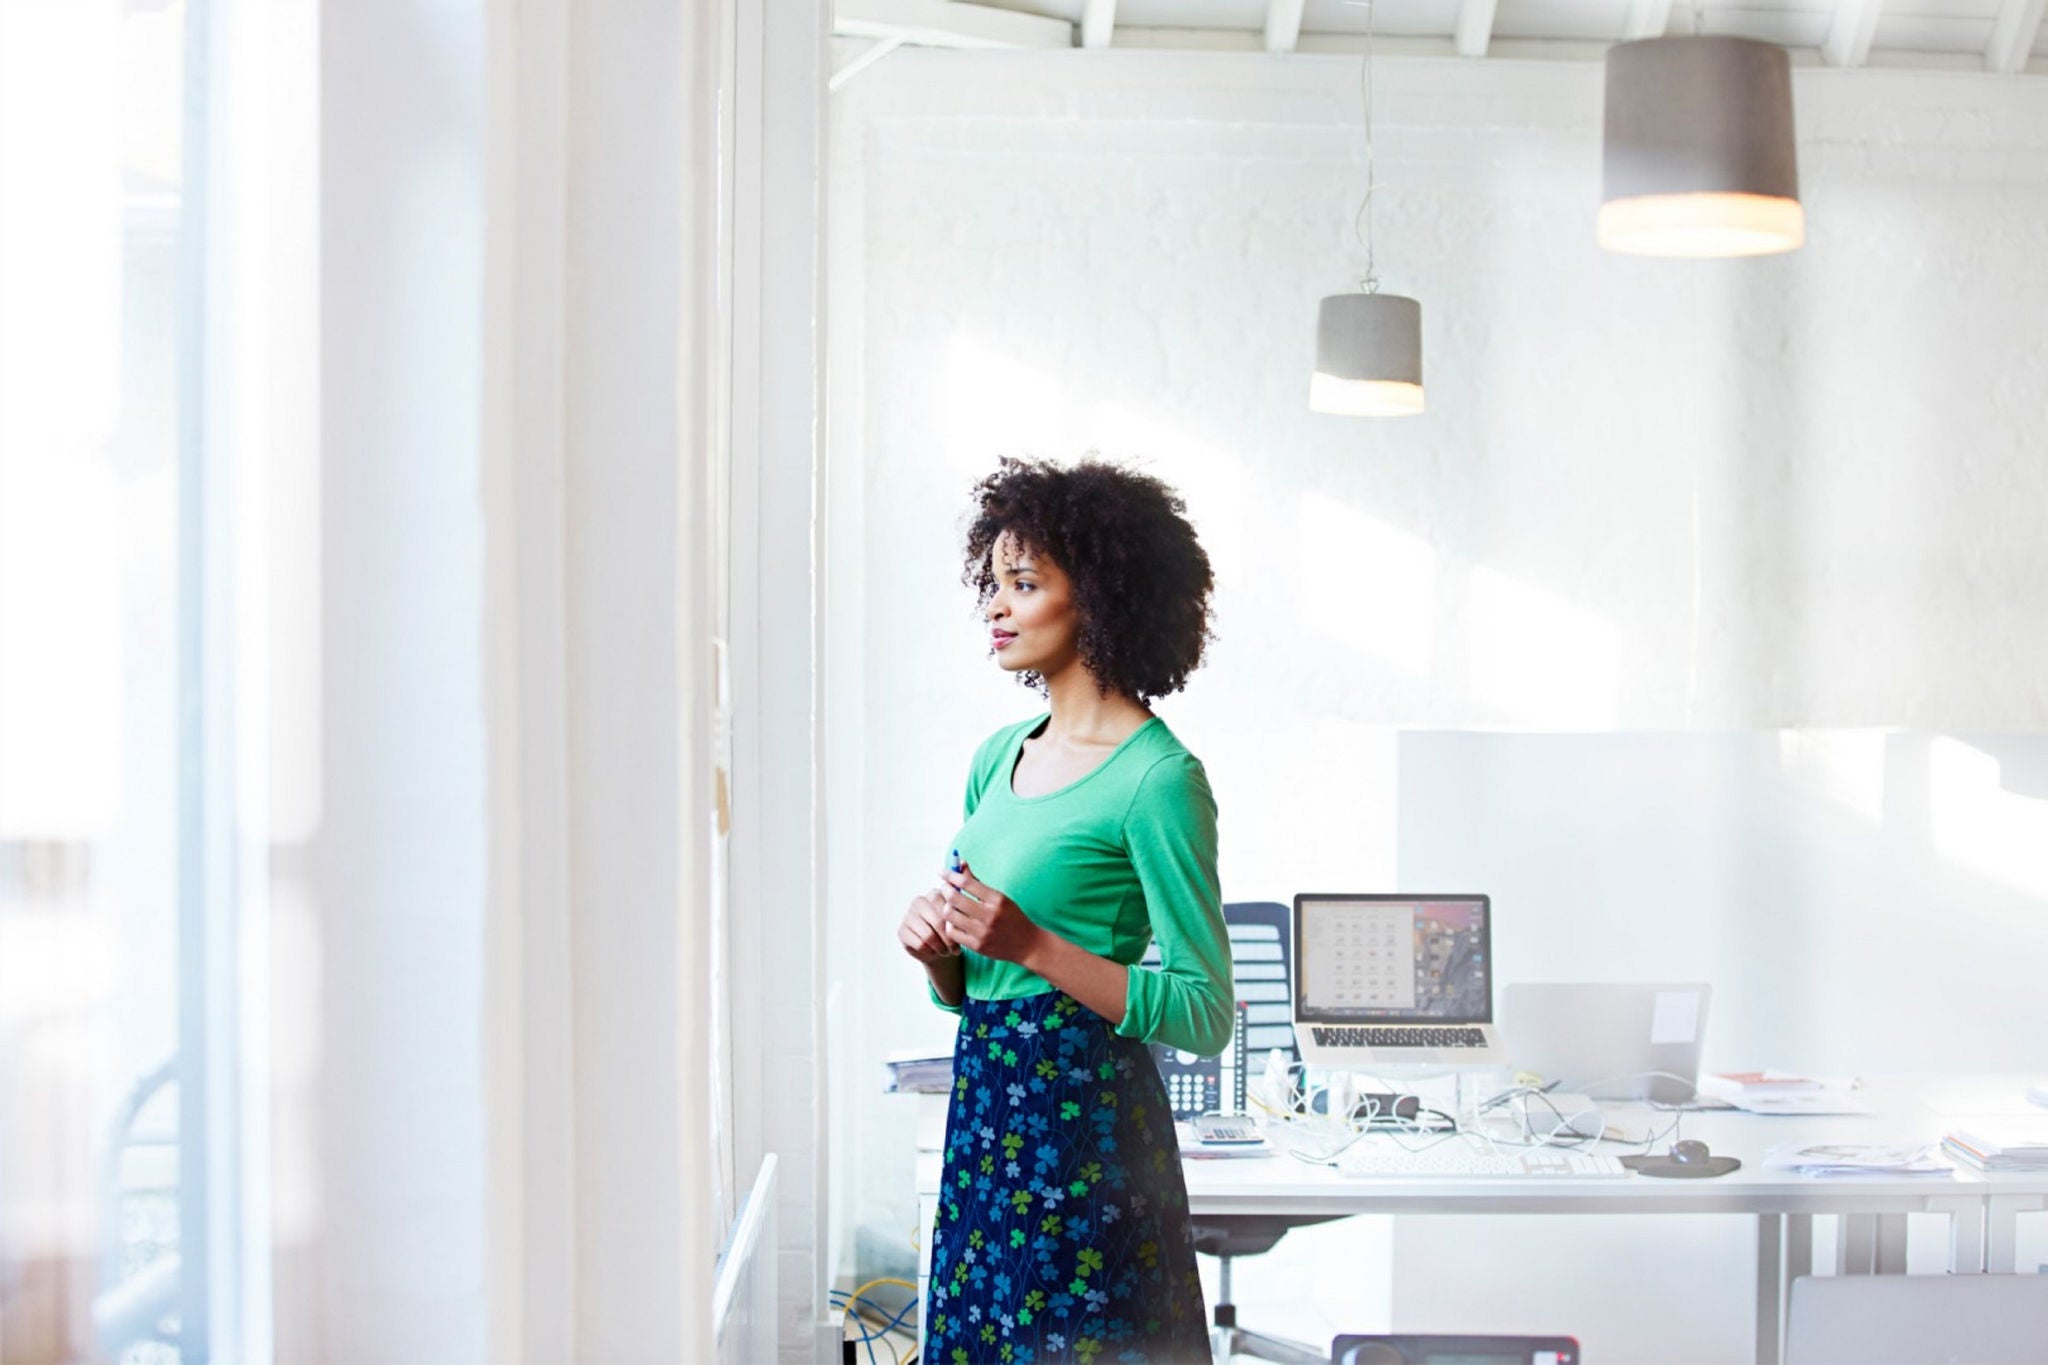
[898, 886, 959, 963]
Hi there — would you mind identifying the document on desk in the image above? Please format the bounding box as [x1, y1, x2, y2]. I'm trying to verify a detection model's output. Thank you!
[1763, 1142, 1954, 1178]
[1718, 1090, 1870, 1115]
[1699, 1073, 1868, 1114]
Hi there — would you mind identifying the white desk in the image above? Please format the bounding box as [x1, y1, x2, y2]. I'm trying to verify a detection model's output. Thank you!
[911, 1075, 2048, 1364]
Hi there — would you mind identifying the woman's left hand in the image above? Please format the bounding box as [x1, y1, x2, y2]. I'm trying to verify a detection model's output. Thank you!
[940, 862, 1046, 966]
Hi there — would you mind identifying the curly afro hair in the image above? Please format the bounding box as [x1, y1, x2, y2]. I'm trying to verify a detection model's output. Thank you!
[961, 455, 1216, 705]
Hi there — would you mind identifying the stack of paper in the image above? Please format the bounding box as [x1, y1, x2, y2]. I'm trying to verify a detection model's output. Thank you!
[1763, 1142, 1954, 1179]
[1699, 1071, 1869, 1115]
[1941, 1128, 2048, 1172]
[882, 1049, 954, 1094]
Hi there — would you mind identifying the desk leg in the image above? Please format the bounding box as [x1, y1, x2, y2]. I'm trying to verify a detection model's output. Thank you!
[1988, 1194, 2044, 1274]
[1876, 1214, 1909, 1274]
[1756, 1213, 1783, 1365]
[1930, 1195, 1985, 1274]
[1838, 1214, 1876, 1274]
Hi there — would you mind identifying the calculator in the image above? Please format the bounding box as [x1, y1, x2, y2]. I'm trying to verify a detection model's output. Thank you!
[1194, 1113, 1262, 1144]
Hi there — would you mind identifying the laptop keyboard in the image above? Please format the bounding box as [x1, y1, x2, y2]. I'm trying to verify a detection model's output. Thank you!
[1311, 1026, 1488, 1048]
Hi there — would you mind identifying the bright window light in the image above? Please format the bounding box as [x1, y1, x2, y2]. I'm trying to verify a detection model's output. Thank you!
[1468, 566, 1620, 728]
[1298, 493, 1437, 676]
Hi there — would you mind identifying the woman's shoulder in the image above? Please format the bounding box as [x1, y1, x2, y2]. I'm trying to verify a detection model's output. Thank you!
[1128, 712, 1201, 766]
[1124, 719, 1212, 799]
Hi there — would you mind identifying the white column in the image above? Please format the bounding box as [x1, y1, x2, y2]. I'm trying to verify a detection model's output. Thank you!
[311, 0, 723, 1360]
[314, 1, 492, 1359]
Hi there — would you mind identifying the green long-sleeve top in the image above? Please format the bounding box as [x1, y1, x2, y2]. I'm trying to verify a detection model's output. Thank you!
[927, 710, 1233, 1058]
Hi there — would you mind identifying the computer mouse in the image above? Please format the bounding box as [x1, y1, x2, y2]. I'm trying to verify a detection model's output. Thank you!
[1671, 1139, 1712, 1165]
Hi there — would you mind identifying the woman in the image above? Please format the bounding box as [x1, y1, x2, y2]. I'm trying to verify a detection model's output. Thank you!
[897, 455, 1231, 1364]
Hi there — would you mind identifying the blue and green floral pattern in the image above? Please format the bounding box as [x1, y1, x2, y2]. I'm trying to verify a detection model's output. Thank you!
[925, 990, 1209, 1364]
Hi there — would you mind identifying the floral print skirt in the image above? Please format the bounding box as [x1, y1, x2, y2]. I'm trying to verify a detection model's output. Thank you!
[925, 989, 1211, 1365]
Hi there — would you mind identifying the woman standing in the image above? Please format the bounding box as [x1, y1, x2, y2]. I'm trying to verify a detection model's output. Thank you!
[897, 456, 1231, 1364]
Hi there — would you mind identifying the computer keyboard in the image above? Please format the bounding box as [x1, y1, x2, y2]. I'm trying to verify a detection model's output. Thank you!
[1329, 1141, 1628, 1179]
[1311, 1026, 1488, 1048]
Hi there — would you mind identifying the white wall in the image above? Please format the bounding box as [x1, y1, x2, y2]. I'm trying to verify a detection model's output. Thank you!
[824, 47, 2048, 1361]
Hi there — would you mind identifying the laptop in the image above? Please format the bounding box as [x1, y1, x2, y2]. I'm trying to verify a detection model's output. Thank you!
[1501, 982, 1711, 1104]
[1292, 893, 1503, 1070]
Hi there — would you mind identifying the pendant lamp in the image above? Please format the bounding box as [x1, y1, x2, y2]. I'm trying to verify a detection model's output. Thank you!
[1312, 0, 1424, 416]
[1599, 32, 1803, 257]
[1312, 294, 1423, 416]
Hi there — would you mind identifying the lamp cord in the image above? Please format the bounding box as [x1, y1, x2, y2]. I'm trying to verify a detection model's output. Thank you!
[1350, 0, 1379, 294]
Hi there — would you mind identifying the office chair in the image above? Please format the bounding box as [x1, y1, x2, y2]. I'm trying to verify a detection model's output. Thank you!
[1191, 901, 1335, 1365]
[1784, 1273, 2048, 1364]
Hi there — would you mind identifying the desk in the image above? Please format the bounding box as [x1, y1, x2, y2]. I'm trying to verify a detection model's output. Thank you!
[911, 1075, 2048, 1364]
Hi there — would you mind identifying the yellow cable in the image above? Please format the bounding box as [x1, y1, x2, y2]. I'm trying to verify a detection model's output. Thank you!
[848, 1275, 918, 1301]
[839, 1275, 921, 1365]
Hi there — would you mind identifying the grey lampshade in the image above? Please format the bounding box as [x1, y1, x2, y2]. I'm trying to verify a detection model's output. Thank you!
[1310, 293, 1424, 416]
[1600, 35, 1803, 257]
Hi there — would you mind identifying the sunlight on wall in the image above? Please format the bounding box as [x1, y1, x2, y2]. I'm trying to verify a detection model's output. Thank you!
[943, 333, 1069, 472]
[1468, 565, 1619, 728]
[1776, 731, 1887, 826]
[1298, 493, 1436, 676]
[1929, 737, 2048, 901]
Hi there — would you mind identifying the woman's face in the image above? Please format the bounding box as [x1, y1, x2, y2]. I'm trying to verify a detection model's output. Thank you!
[985, 531, 1080, 676]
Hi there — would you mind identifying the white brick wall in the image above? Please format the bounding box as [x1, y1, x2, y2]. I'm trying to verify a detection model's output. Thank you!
[824, 48, 2048, 1362]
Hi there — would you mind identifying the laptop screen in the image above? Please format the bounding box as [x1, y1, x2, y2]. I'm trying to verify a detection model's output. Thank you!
[1294, 894, 1492, 1024]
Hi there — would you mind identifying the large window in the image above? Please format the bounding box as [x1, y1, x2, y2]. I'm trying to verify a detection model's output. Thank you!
[0, 4, 235, 1361]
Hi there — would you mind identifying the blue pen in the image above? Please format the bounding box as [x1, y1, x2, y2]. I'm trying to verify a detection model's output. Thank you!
[944, 849, 965, 956]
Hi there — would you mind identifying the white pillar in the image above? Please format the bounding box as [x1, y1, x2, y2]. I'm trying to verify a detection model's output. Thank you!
[315, 0, 492, 1358]
[310, 0, 722, 1360]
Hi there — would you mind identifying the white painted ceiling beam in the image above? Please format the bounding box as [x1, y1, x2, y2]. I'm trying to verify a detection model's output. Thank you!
[834, 0, 1073, 49]
[1821, 0, 1885, 66]
[1621, 0, 1673, 40]
[1455, 0, 1500, 56]
[1985, 0, 2048, 72]
[1081, 0, 1117, 48]
[1265, 0, 1308, 53]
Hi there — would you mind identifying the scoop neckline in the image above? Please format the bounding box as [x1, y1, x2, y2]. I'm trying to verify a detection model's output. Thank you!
[1005, 711, 1162, 803]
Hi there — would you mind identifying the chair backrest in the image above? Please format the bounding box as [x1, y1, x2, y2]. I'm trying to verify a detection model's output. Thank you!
[1785, 1273, 2048, 1364]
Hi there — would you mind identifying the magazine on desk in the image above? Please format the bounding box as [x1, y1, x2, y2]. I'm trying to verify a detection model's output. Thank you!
[1763, 1142, 1955, 1179]
[1941, 1126, 2048, 1172]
